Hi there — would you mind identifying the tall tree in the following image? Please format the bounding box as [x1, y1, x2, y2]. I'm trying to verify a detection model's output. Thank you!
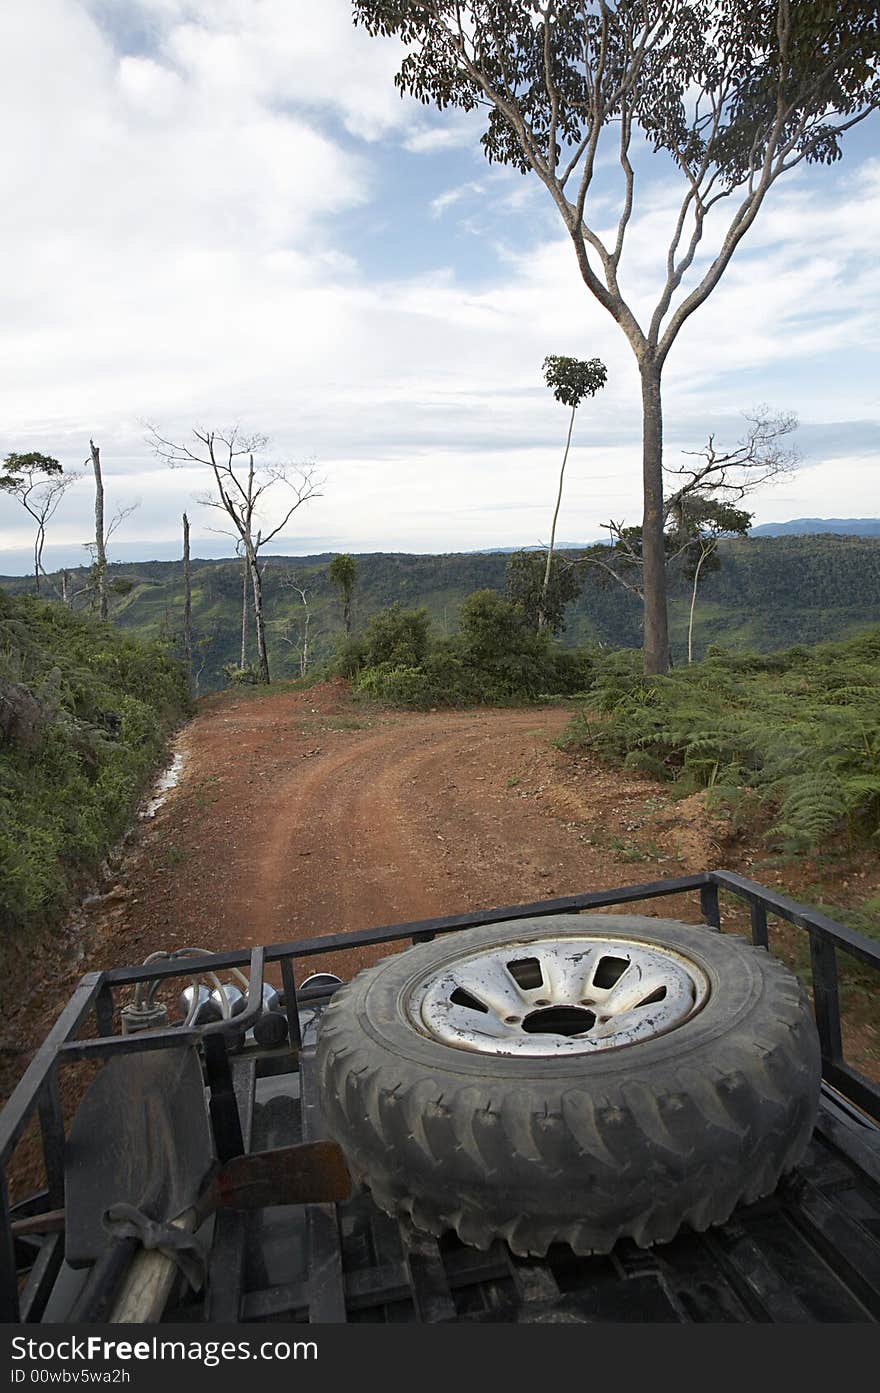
[677, 496, 752, 662]
[89, 440, 108, 620]
[328, 553, 358, 635]
[182, 512, 193, 694]
[538, 354, 606, 630]
[235, 538, 250, 669]
[150, 427, 322, 684]
[0, 452, 77, 594]
[82, 440, 137, 619]
[354, 1, 880, 672]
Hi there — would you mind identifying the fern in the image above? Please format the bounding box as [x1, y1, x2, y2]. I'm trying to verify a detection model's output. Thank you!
[561, 629, 880, 853]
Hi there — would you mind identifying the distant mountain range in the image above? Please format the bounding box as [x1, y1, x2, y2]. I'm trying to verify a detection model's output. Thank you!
[3, 532, 878, 691]
[472, 543, 599, 553]
[474, 520, 880, 551]
[749, 519, 880, 537]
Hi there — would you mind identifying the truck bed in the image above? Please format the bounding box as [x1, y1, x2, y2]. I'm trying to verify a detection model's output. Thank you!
[171, 1044, 880, 1324]
[4, 870, 880, 1324]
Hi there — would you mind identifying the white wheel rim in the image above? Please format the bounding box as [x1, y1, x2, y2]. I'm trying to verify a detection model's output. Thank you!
[406, 936, 710, 1056]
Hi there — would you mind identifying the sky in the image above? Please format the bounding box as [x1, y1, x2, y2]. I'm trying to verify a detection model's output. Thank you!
[1, 0, 878, 573]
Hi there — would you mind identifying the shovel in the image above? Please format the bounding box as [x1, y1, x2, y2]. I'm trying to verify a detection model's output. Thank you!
[12, 1140, 351, 1239]
[106, 1139, 351, 1323]
[49, 1045, 350, 1322]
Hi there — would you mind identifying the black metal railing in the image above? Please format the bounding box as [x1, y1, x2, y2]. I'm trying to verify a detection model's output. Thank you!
[1, 869, 878, 1322]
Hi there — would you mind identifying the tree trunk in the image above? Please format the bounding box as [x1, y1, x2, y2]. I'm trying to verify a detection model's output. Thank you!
[639, 365, 669, 675]
[250, 555, 270, 684]
[61, 571, 71, 609]
[240, 556, 249, 668]
[182, 513, 193, 694]
[343, 591, 351, 636]
[687, 543, 713, 664]
[301, 609, 310, 677]
[90, 439, 108, 621]
[539, 403, 577, 633]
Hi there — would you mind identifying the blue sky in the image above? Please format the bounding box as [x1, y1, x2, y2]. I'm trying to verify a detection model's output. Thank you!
[1, 0, 878, 573]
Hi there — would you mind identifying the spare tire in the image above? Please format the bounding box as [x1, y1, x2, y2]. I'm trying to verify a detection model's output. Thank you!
[316, 914, 820, 1256]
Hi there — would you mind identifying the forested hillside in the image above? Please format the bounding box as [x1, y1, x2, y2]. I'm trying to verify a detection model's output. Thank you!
[2, 534, 878, 693]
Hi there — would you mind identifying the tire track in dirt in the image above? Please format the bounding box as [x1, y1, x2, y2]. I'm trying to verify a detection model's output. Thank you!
[15, 683, 717, 993]
[253, 710, 575, 977]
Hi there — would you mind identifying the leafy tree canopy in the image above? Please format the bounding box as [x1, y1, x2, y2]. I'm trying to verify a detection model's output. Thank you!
[329, 553, 357, 595]
[543, 355, 607, 409]
[506, 549, 583, 632]
[1, 452, 62, 490]
[355, 3, 880, 187]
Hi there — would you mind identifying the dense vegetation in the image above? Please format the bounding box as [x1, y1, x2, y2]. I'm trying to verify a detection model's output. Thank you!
[0, 592, 190, 947]
[339, 592, 592, 707]
[560, 630, 880, 856]
[2, 534, 877, 693]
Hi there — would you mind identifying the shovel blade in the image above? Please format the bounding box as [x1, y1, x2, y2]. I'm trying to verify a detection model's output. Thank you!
[206, 1141, 351, 1214]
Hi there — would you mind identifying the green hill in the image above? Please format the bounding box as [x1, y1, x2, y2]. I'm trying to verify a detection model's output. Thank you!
[2, 534, 878, 692]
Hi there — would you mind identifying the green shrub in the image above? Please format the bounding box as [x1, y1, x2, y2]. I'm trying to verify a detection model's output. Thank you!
[346, 592, 598, 709]
[333, 633, 369, 679]
[222, 662, 259, 685]
[0, 596, 191, 948]
[360, 603, 431, 668]
[354, 663, 439, 708]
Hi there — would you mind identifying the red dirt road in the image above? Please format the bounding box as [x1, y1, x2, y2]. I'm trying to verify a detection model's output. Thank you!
[104, 682, 719, 983]
[6, 680, 879, 1045]
[2, 681, 878, 1200]
[3, 681, 716, 1081]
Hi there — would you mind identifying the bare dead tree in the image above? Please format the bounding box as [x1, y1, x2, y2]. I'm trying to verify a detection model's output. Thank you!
[82, 441, 139, 620]
[234, 537, 250, 669]
[149, 427, 323, 684]
[274, 576, 315, 678]
[664, 409, 799, 525]
[81, 500, 139, 617]
[88, 440, 108, 620]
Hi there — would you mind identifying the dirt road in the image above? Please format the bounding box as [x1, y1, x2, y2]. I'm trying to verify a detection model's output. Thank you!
[91, 681, 722, 983]
[3, 680, 878, 1200]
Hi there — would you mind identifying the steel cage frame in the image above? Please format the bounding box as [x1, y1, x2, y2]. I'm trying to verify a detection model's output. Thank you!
[1, 867, 878, 1322]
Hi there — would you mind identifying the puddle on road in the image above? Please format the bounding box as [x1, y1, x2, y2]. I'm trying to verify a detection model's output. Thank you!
[141, 750, 185, 819]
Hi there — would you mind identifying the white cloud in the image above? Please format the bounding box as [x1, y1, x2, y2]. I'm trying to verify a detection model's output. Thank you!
[403, 118, 481, 154]
[157, 0, 409, 141]
[429, 181, 485, 218]
[1, 1, 878, 569]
